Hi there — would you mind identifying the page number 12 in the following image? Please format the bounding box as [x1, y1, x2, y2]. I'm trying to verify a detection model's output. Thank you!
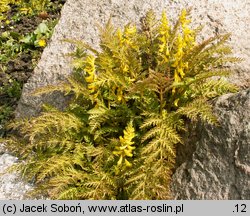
[234, 204, 247, 213]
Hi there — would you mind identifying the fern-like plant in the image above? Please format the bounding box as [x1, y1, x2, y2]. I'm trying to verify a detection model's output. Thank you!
[5, 9, 240, 199]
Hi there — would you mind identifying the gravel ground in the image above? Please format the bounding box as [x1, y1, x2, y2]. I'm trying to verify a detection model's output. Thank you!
[0, 143, 32, 200]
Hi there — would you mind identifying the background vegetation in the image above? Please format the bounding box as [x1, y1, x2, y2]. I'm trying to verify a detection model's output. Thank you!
[0, 0, 65, 136]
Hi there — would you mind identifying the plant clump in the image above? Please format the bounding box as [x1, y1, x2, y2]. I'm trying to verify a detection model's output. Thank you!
[5, 9, 240, 199]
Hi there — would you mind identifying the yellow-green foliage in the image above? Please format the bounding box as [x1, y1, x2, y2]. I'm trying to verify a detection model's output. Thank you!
[5, 9, 240, 199]
[0, 0, 20, 12]
[0, 0, 51, 20]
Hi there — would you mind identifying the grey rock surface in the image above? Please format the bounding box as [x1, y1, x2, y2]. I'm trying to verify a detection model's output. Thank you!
[0, 145, 32, 200]
[171, 89, 250, 199]
[16, 0, 250, 118]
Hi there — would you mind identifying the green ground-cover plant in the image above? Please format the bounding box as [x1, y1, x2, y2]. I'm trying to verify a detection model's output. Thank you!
[5, 9, 240, 199]
[20, 21, 52, 47]
[0, 21, 52, 62]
